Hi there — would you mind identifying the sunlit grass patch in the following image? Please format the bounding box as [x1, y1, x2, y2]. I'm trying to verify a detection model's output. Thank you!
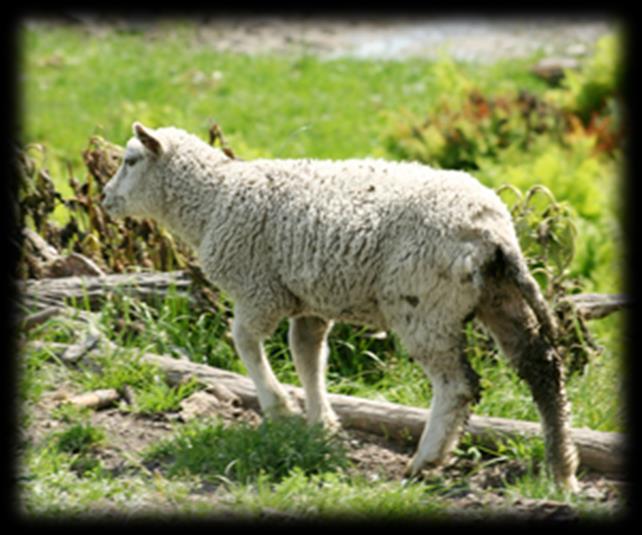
[144, 416, 349, 484]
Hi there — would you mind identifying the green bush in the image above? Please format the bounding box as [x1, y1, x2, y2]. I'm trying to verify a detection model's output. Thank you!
[555, 34, 623, 125]
[384, 33, 623, 172]
[385, 89, 567, 171]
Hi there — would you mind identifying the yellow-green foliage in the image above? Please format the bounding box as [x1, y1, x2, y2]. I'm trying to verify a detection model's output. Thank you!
[554, 34, 624, 124]
[383, 33, 624, 296]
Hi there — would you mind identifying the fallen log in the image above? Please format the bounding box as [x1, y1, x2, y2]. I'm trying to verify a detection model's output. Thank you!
[25, 335, 627, 476]
[19, 270, 630, 321]
[563, 293, 632, 321]
[139, 351, 626, 477]
[22, 228, 105, 279]
[19, 271, 193, 311]
[21, 306, 63, 332]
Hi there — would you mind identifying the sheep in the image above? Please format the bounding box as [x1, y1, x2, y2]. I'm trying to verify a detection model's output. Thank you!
[102, 122, 580, 491]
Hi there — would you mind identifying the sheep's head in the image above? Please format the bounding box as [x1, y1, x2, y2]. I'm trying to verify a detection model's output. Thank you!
[102, 122, 167, 219]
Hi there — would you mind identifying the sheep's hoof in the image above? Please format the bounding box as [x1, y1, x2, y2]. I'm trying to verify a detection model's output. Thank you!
[557, 474, 580, 494]
[403, 457, 440, 480]
[263, 398, 300, 420]
[316, 413, 342, 434]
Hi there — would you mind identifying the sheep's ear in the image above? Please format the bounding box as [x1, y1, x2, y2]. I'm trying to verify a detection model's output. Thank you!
[133, 122, 163, 156]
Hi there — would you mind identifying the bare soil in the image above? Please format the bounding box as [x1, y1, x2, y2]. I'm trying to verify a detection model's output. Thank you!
[24, 379, 626, 521]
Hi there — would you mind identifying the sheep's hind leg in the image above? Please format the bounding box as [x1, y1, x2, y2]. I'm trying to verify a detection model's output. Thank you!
[405, 341, 481, 477]
[289, 316, 340, 431]
[478, 283, 579, 492]
[232, 306, 298, 420]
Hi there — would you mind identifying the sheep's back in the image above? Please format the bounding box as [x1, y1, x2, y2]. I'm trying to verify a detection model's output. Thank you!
[240, 158, 516, 323]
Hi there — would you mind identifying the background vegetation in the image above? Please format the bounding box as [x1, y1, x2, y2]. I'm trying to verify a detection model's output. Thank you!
[17, 21, 626, 519]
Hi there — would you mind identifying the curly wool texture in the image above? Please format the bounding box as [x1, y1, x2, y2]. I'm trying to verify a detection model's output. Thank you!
[147, 127, 522, 342]
[104, 124, 579, 490]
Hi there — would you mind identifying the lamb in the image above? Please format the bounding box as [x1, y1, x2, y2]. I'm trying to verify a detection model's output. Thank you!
[102, 122, 580, 491]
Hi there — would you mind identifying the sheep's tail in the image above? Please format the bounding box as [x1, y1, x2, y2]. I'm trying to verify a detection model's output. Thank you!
[500, 246, 558, 342]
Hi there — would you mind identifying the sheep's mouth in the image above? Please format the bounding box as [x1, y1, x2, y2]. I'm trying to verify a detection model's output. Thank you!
[102, 195, 126, 218]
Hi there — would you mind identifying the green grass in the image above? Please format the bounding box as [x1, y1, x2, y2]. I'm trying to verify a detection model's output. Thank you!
[18, 21, 625, 518]
[20, 23, 548, 177]
[225, 468, 447, 520]
[19, 442, 198, 517]
[70, 345, 202, 415]
[144, 416, 349, 484]
[53, 422, 106, 455]
[21, 289, 625, 435]
[19, 306, 623, 518]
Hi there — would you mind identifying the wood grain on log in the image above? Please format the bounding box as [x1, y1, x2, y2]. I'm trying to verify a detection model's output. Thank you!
[65, 388, 121, 410]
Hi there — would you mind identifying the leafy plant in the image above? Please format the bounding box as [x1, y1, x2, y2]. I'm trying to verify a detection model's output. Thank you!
[386, 89, 569, 171]
[464, 184, 601, 377]
[385, 34, 624, 171]
[554, 35, 623, 129]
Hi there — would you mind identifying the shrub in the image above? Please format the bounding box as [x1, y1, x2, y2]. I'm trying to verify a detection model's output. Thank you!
[385, 89, 567, 171]
[384, 34, 624, 170]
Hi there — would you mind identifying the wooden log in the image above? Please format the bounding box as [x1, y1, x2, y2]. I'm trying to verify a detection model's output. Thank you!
[564, 293, 632, 321]
[25, 334, 626, 476]
[19, 271, 193, 311]
[21, 228, 105, 278]
[21, 306, 63, 332]
[45, 252, 106, 278]
[139, 352, 626, 476]
[22, 228, 59, 262]
[19, 270, 629, 321]
[60, 331, 103, 364]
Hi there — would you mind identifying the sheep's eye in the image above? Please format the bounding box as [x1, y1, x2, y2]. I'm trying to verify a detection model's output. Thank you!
[125, 156, 139, 166]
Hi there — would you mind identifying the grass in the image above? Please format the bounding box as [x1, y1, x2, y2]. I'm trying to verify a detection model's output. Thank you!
[52, 422, 106, 455]
[17, 21, 626, 519]
[20, 22, 548, 181]
[18, 307, 624, 519]
[225, 469, 447, 520]
[144, 416, 349, 484]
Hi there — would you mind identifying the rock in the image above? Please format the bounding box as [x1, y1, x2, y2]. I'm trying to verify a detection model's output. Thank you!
[178, 391, 222, 422]
[205, 383, 241, 406]
[531, 57, 581, 85]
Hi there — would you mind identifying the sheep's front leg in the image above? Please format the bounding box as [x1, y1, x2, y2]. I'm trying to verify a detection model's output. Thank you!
[289, 316, 340, 431]
[232, 310, 298, 419]
[406, 351, 481, 477]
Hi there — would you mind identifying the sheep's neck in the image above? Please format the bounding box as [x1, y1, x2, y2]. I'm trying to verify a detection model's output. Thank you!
[156, 170, 216, 251]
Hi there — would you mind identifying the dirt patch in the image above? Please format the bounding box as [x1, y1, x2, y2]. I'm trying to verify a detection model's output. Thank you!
[22, 378, 625, 520]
